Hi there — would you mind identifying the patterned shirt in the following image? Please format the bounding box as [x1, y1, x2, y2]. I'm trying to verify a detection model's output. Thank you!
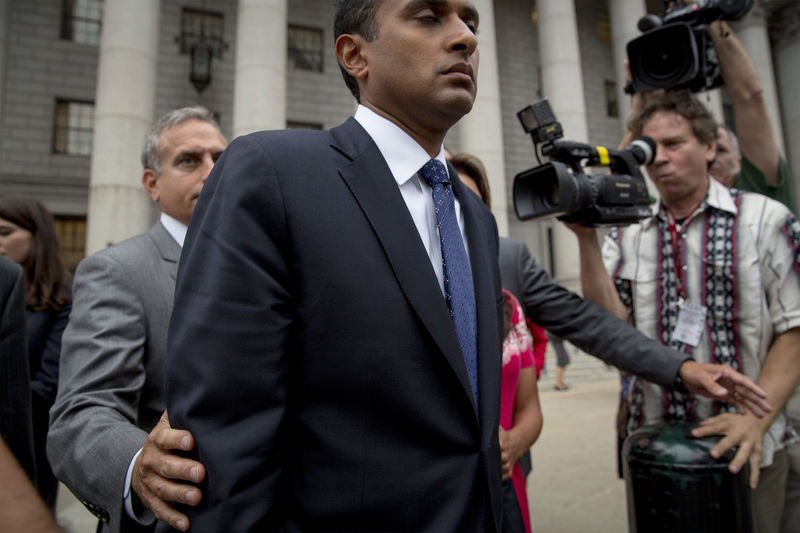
[603, 178, 800, 467]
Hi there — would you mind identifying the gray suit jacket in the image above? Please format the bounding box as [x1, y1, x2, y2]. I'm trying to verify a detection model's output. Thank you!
[48, 222, 179, 532]
[497, 236, 686, 385]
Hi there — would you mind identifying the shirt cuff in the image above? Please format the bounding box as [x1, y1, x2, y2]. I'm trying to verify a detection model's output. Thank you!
[123, 448, 156, 525]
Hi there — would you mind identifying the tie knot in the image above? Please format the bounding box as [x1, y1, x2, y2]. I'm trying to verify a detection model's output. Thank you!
[418, 159, 450, 187]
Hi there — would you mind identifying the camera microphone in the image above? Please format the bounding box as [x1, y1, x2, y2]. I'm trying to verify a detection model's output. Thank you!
[545, 137, 655, 168]
[637, 14, 663, 32]
[624, 136, 656, 166]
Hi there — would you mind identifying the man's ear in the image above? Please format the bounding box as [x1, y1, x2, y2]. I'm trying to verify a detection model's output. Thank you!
[704, 139, 717, 164]
[142, 169, 160, 203]
[335, 34, 369, 82]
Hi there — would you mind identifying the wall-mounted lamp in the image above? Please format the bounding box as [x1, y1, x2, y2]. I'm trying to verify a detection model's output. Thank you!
[190, 39, 213, 93]
[177, 8, 226, 94]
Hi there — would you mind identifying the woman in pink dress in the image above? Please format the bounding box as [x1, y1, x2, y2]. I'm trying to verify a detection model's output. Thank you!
[450, 153, 543, 532]
[499, 289, 543, 533]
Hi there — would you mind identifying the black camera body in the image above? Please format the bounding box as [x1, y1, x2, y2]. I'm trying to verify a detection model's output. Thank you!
[513, 99, 656, 227]
[626, 0, 752, 93]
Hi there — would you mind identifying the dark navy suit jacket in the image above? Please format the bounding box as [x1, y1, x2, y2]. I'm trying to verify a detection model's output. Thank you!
[165, 119, 505, 532]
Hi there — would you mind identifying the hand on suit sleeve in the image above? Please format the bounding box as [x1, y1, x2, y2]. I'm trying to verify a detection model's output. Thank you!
[132, 411, 205, 532]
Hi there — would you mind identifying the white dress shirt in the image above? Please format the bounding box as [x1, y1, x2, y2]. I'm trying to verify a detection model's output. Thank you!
[354, 105, 470, 295]
[159, 212, 188, 247]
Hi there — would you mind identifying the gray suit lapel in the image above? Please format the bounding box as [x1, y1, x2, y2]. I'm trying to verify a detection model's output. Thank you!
[149, 221, 181, 281]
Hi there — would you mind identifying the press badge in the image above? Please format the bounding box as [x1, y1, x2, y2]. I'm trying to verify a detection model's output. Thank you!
[671, 301, 707, 347]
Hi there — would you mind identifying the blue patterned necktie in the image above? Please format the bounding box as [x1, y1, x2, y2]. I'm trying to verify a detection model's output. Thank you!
[418, 158, 478, 407]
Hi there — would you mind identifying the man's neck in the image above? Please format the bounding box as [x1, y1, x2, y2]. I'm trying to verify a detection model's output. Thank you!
[663, 180, 710, 219]
[361, 103, 450, 158]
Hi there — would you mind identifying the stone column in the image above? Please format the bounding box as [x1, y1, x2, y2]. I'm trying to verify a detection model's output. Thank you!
[457, 0, 508, 236]
[86, 0, 160, 254]
[607, 0, 647, 134]
[772, 4, 800, 197]
[233, 0, 287, 138]
[733, 4, 786, 156]
[535, 0, 586, 289]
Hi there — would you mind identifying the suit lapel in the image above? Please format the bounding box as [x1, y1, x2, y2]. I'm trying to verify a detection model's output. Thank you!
[330, 120, 478, 416]
[149, 221, 181, 281]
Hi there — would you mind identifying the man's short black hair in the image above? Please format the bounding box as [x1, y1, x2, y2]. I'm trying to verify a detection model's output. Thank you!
[334, 0, 383, 102]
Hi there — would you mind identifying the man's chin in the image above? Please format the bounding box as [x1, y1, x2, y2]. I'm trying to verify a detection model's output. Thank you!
[440, 91, 476, 119]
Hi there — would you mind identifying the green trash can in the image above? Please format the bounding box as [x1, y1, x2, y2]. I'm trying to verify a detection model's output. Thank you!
[623, 421, 753, 532]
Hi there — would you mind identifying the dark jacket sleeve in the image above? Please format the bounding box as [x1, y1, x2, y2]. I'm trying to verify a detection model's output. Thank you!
[0, 258, 35, 482]
[513, 240, 686, 386]
[29, 299, 71, 405]
[164, 135, 293, 532]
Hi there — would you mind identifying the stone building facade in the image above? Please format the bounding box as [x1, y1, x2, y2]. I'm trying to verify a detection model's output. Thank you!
[1, 0, 798, 283]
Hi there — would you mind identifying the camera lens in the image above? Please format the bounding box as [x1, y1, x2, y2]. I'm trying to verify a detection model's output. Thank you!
[643, 42, 690, 83]
[627, 23, 700, 92]
[638, 37, 694, 87]
[547, 183, 559, 208]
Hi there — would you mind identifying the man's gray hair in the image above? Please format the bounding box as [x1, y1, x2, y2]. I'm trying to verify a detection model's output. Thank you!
[718, 124, 741, 158]
[141, 106, 223, 173]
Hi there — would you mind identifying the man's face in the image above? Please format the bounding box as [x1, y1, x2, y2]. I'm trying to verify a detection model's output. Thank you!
[642, 111, 715, 209]
[0, 218, 32, 265]
[143, 119, 227, 225]
[357, 0, 480, 134]
[709, 126, 741, 188]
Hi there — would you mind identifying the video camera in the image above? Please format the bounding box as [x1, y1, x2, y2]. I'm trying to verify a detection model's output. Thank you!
[626, 0, 753, 93]
[512, 99, 656, 227]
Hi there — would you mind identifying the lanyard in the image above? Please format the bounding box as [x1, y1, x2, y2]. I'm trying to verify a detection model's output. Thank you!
[663, 200, 704, 304]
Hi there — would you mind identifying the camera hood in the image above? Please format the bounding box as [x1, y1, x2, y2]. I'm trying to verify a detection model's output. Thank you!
[627, 23, 702, 93]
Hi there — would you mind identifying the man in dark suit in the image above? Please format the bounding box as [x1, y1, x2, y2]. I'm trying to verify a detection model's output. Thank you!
[47, 107, 227, 532]
[160, 1, 771, 531]
[0, 255, 34, 482]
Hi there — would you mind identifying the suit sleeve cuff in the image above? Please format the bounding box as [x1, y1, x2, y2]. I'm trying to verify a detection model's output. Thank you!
[123, 448, 156, 525]
[673, 358, 693, 392]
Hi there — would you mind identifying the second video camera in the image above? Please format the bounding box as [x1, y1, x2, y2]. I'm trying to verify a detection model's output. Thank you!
[626, 0, 752, 93]
[513, 99, 655, 227]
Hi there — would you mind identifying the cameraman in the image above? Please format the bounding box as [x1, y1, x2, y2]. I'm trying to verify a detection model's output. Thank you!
[575, 91, 800, 533]
[623, 13, 799, 530]
[621, 17, 794, 213]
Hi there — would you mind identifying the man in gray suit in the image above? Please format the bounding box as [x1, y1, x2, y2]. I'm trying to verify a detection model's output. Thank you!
[47, 107, 227, 532]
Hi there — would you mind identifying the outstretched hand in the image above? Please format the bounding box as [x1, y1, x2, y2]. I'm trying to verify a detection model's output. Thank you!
[691, 412, 766, 489]
[678, 361, 771, 417]
[131, 411, 205, 532]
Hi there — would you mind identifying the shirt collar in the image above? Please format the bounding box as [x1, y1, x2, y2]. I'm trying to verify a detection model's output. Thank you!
[705, 177, 738, 214]
[645, 176, 737, 229]
[353, 105, 448, 186]
[159, 212, 188, 248]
